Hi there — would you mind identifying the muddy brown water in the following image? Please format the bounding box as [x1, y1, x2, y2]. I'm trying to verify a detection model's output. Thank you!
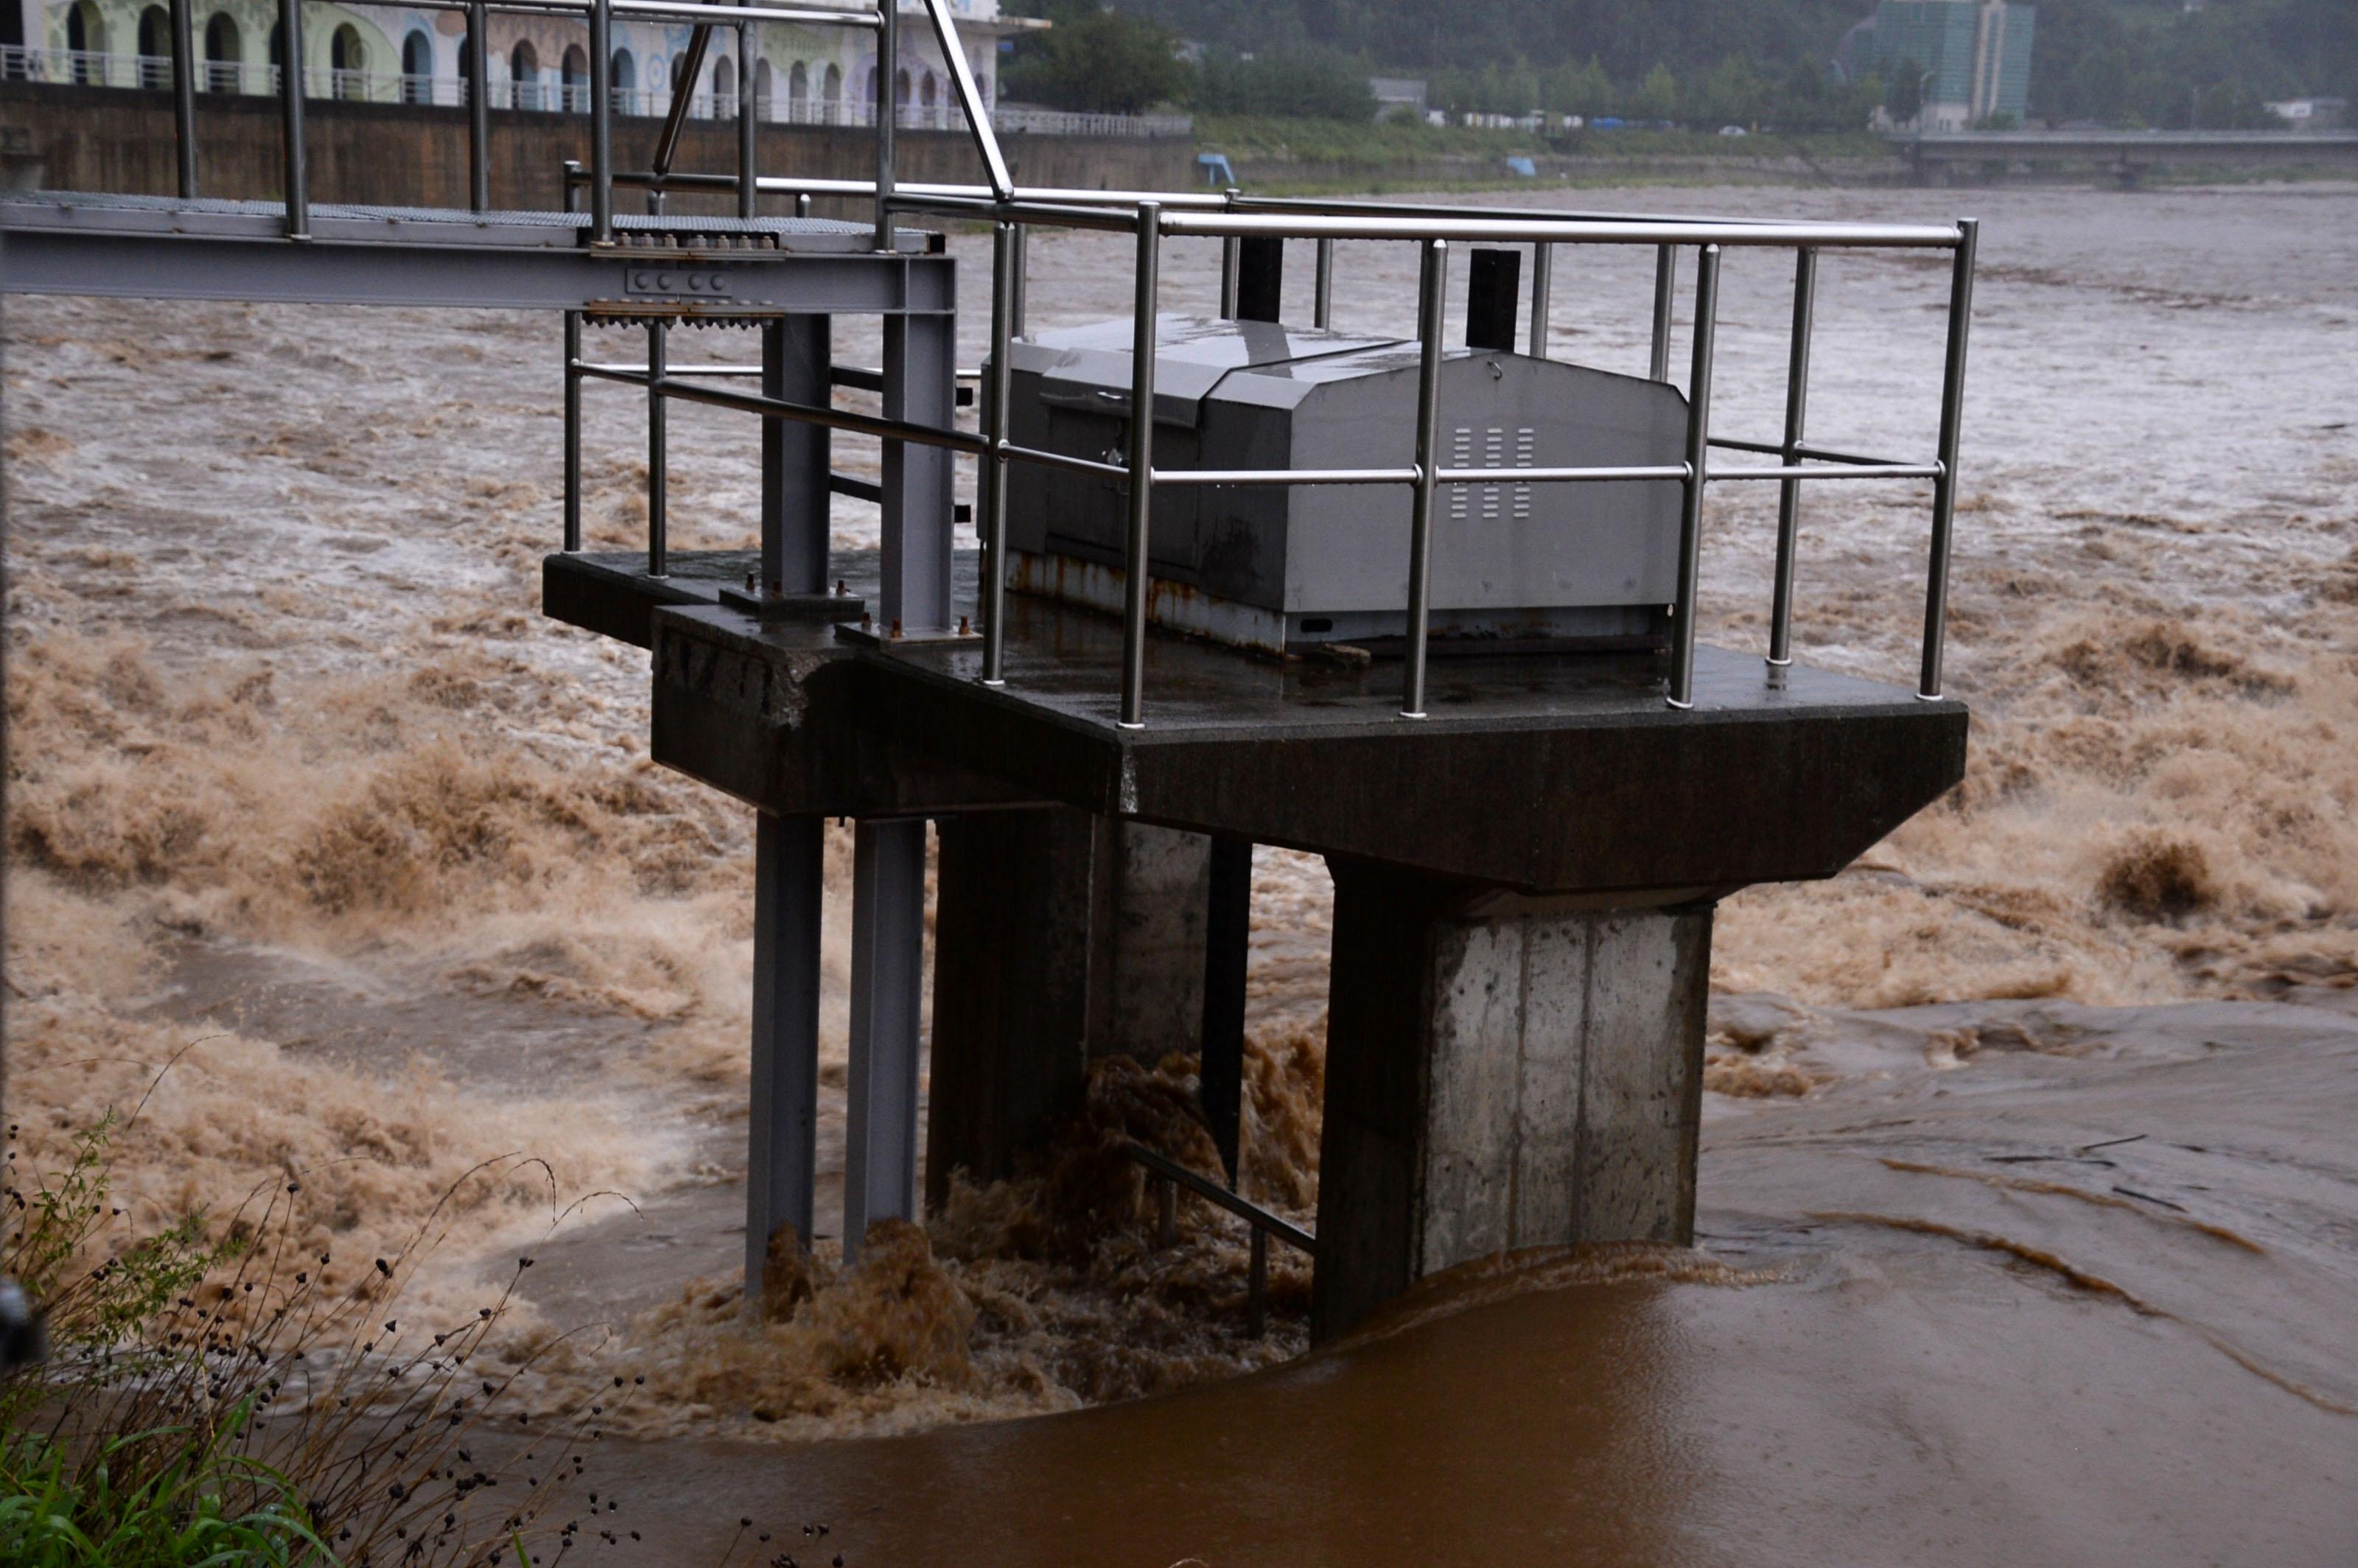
[4, 181, 2357, 1560]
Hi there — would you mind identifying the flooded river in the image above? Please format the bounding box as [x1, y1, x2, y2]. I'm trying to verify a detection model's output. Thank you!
[4, 179, 2356, 1561]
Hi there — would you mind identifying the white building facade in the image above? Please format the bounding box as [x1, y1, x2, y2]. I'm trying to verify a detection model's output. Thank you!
[8, 0, 1043, 129]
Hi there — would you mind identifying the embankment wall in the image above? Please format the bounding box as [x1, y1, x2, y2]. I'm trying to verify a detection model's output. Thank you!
[0, 83, 1194, 213]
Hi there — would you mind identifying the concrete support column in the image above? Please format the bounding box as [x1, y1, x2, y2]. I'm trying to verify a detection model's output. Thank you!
[1312, 859, 1713, 1342]
[926, 808, 1213, 1205]
[744, 812, 822, 1316]
[844, 816, 926, 1262]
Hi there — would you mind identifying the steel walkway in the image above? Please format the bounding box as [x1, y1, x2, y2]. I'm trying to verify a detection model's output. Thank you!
[0, 192, 942, 313]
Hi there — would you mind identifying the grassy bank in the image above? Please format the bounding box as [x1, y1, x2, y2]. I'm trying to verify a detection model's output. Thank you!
[1195, 116, 1903, 194]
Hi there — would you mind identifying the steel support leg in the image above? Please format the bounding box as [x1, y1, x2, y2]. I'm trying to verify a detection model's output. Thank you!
[844, 818, 927, 1263]
[744, 811, 822, 1317]
[880, 310, 956, 633]
[761, 315, 830, 595]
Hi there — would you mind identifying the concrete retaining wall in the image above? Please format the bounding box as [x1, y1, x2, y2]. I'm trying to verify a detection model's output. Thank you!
[0, 83, 1194, 214]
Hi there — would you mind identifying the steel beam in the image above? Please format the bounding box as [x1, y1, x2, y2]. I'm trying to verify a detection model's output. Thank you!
[844, 817, 926, 1263]
[880, 307, 957, 634]
[0, 227, 954, 314]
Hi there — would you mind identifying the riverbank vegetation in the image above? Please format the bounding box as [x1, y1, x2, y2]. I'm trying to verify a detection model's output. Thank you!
[1004, 0, 2356, 136]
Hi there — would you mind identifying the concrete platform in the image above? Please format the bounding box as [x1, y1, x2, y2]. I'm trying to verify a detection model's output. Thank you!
[547, 549, 1966, 894]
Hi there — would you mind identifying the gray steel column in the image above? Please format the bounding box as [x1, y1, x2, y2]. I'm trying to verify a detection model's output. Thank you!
[761, 315, 830, 595]
[737, 21, 758, 221]
[170, 0, 197, 198]
[1920, 217, 1979, 701]
[646, 320, 668, 578]
[561, 309, 582, 551]
[1118, 203, 1162, 729]
[1667, 245, 1721, 710]
[881, 307, 956, 633]
[1767, 248, 1817, 668]
[1648, 243, 1676, 382]
[872, 0, 896, 251]
[1402, 237, 1447, 721]
[744, 811, 822, 1312]
[466, 0, 489, 211]
[276, 0, 307, 238]
[1528, 241, 1551, 358]
[981, 220, 1015, 685]
[844, 816, 926, 1264]
[588, 0, 612, 241]
[1313, 237, 1335, 329]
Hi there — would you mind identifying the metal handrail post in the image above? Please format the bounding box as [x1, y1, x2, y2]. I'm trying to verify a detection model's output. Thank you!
[794, 191, 812, 218]
[980, 219, 1016, 687]
[1768, 247, 1816, 667]
[1312, 237, 1334, 328]
[1217, 187, 1242, 319]
[276, 0, 307, 237]
[169, 0, 197, 197]
[646, 321, 668, 577]
[466, 0, 489, 211]
[562, 308, 583, 550]
[1117, 202, 1161, 730]
[1009, 223, 1028, 333]
[736, 19, 757, 220]
[1528, 240, 1551, 358]
[1648, 242, 1676, 382]
[1401, 237, 1447, 721]
[588, 0, 612, 240]
[872, 0, 895, 250]
[1919, 217, 1979, 700]
[1667, 245, 1722, 710]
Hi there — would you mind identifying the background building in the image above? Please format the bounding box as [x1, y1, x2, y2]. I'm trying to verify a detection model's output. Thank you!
[5, 0, 1032, 127]
[1863, 0, 2036, 131]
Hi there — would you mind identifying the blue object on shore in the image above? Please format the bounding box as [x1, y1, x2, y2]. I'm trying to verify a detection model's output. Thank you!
[1505, 156, 1538, 177]
[1197, 153, 1236, 187]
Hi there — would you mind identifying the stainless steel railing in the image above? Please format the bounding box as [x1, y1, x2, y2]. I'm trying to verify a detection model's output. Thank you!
[606, 172, 1979, 720]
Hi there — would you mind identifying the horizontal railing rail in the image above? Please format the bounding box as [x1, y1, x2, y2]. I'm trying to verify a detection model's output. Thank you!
[1123, 1141, 1312, 1340]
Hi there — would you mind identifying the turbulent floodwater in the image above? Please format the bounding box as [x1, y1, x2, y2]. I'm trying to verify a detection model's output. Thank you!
[4, 181, 2357, 1560]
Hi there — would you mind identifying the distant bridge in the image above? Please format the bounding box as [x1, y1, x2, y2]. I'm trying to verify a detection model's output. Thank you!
[1892, 129, 2358, 186]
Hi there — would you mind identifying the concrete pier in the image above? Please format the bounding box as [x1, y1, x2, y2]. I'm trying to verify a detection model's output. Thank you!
[1315, 869, 1711, 1338]
[928, 809, 1212, 1205]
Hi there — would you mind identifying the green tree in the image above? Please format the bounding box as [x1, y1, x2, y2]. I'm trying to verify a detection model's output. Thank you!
[1631, 62, 1678, 122]
[1196, 46, 1376, 119]
[1004, 3, 1196, 114]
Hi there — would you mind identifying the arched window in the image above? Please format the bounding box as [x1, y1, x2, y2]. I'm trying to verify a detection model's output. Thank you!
[919, 69, 937, 122]
[509, 38, 538, 110]
[329, 24, 363, 99]
[400, 29, 430, 102]
[752, 57, 771, 120]
[609, 46, 634, 113]
[560, 43, 587, 112]
[66, 1, 105, 83]
[267, 18, 290, 97]
[137, 6, 168, 88]
[203, 13, 239, 92]
[895, 66, 909, 122]
[711, 52, 733, 119]
[863, 65, 876, 119]
[822, 62, 841, 124]
[787, 60, 807, 122]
